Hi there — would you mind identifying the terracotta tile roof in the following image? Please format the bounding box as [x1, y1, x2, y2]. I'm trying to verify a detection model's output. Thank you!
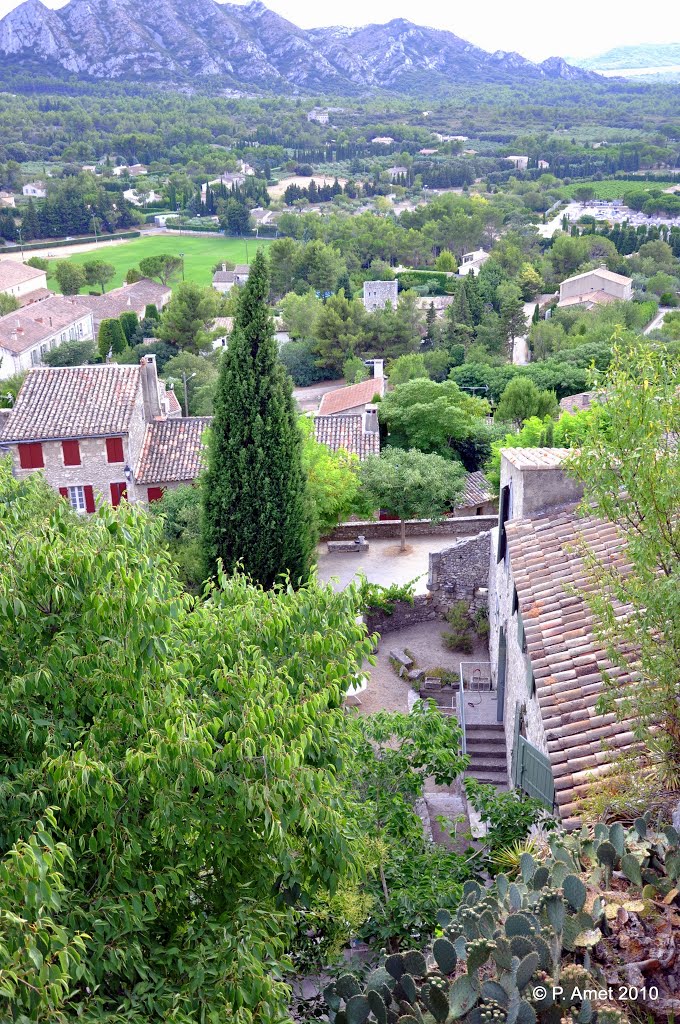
[501, 447, 570, 471]
[318, 376, 386, 415]
[0, 295, 93, 355]
[77, 279, 171, 325]
[564, 267, 631, 286]
[135, 417, 211, 484]
[559, 391, 596, 414]
[507, 508, 638, 828]
[1, 365, 141, 442]
[457, 471, 495, 508]
[558, 290, 619, 308]
[165, 388, 182, 417]
[18, 287, 53, 307]
[313, 414, 380, 460]
[213, 270, 235, 283]
[0, 259, 45, 291]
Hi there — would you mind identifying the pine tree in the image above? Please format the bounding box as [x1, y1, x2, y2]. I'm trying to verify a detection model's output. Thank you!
[202, 250, 314, 588]
[424, 302, 437, 346]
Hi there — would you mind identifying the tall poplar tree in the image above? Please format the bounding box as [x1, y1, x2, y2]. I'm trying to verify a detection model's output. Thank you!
[202, 249, 314, 587]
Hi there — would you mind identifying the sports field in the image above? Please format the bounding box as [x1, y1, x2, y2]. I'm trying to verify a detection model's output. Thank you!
[47, 233, 271, 292]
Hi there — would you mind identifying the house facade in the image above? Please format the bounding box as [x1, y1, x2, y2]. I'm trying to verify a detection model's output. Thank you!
[212, 264, 249, 294]
[362, 280, 398, 312]
[0, 259, 47, 301]
[558, 267, 632, 309]
[488, 448, 638, 828]
[22, 182, 47, 198]
[318, 362, 386, 417]
[313, 406, 380, 461]
[0, 356, 199, 510]
[0, 296, 94, 379]
[458, 249, 490, 276]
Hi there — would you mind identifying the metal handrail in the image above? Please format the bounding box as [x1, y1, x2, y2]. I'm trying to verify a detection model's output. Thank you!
[458, 660, 467, 757]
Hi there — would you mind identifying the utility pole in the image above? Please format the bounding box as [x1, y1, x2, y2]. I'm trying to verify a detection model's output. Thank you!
[17, 225, 24, 263]
[179, 251, 185, 282]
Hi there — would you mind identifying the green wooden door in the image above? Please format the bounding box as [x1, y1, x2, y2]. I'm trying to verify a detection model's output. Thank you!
[515, 735, 555, 810]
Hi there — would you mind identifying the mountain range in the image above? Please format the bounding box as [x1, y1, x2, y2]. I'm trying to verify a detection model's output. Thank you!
[0, 0, 598, 92]
[575, 42, 680, 81]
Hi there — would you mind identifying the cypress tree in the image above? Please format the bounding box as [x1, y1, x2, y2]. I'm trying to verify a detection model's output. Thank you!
[97, 318, 126, 359]
[202, 249, 314, 588]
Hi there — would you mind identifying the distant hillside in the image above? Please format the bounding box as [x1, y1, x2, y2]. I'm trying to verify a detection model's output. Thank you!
[576, 43, 680, 79]
[0, 0, 598, 92]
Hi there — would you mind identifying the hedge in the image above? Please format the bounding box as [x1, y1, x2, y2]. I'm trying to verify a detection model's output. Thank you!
[1, 230, 141, 253]
[396, 269, 455, 294]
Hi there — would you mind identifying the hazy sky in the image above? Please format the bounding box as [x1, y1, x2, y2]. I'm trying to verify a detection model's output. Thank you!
[0, 0, 678, 62]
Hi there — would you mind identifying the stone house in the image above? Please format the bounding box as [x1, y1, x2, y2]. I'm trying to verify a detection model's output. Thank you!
[505, 155, 529, 171]
[558, 267, 632, 309]
[0, 191, 15, 208]
[318, 363, 386, 417]
[22, 181, 47, 198]
[0, 296, 94, 379]
[362, 279, 398, 312]
[488, 448, 639, 828]
[0, 356, 198, 510]
[0, 259, 47, 301]
[77, 279, 171, 334]
[455, 471, 497, 517]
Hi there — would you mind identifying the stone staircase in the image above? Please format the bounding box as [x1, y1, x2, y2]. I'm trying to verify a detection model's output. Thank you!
[464, 723, 508, 788]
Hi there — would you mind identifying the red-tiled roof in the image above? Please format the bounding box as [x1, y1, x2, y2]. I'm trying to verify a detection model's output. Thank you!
[559, 391, 596, 414]
[313, 414, 380, 460]
[0, 295, 93, 355]
[457, 471, 495, 508]
[507, 508, 638, 828]
[1, 365, 141, 442]
[318, 376, 385, 415]
[77, 279, 171, 325]
[135, 417, 211, 484]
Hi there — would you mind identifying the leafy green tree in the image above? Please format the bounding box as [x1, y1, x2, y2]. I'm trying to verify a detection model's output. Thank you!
[163, 351, 220, 416]
[82, 258, 115, 293]
[202, 250, 314, 586]
[343, 355, 369, 384]
[54, 261, 86, 295]
[379, 378, 494, 470]
[568, 339, 680, 762]
[300, 418, 368, 535]
[97, 318, 126, 359]
[0, 293, 19, 316]
[360, 447, 465, 550]
[423, 348, 454, 382]
[0, 463, 373, 1021]
[499, 292, 528, 355]
[26, 256, 49, 271]
[280, 340, 328, 387]
[434, 249, 457, 272]
[387, 353, 428, 385]
[494, 376, 558, 428]
[517, 263, 542, 300]
[42, 339, 97, 367]
[279, 290, 322, 340]
[149, 483, 204, 590]
[138, 253, 184, 286]
[157, 282, 219, 354]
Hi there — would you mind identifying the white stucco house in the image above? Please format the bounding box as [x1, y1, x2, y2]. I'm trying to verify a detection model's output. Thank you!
[557, 267, 633, 309]
[0, 259, 48, 301]
[0, 295, 94, 379]
[22, 182, 47, 198]
[458, 249, 490, 276]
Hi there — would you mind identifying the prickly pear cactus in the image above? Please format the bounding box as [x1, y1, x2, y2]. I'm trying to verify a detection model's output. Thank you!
[323, 814, 680, 1023]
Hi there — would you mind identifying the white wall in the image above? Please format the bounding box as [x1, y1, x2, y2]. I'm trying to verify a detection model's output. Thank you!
[0, 312, 94, 380]
[0, 269, 47, 300]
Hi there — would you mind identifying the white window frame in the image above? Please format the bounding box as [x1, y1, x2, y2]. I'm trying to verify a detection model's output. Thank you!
[67, 485, 87, 513]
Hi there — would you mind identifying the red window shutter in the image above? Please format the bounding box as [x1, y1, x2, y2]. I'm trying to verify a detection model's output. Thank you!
[106, 437, 124, 463]
[59, 487, 68, 499]
[110, 482, 127, 507]
[62, 439, 81, 466]
[147, 487, 164, 503]
[18, 442, 44, 469]
[84, 486, 96, 513]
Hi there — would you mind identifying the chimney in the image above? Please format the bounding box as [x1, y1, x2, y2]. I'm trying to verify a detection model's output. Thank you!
[127, 296, 132, 307]
[222, 263, 226, 271]
[373, 359, 384, 380]
[140, 354, 161, 420]
[364, 404, 379, 434]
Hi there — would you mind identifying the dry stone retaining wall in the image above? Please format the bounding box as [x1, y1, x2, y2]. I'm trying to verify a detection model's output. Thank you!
[326, 515, 496, 542]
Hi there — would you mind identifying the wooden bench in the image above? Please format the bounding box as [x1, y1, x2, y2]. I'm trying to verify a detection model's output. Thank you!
[327, 537, 369, 554]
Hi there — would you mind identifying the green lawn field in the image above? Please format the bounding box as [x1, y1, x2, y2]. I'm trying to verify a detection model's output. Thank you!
[47, 233, 271, 293]
[560, 179, 678, 200]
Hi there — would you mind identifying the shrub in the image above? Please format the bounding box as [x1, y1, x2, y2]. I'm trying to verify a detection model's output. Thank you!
[441, 601, 474, 653]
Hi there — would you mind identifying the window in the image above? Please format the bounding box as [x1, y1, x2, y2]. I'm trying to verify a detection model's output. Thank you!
[62, 439, 81, 466]
[59, 485, 95, 513]
[106, 437, 125, 463]
[18, 442, 44, 469]
[31, 349, 41, 366]
[517, 610, 527, 653]
[110, 482, 128, 507]
[147, 487, 165, 503]
[496, 483, 511, 563]
[512, 585, 519, 614]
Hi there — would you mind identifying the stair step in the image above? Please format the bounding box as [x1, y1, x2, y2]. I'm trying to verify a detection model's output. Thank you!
[466, 769, 509, 785]
[467, 723, 505, 732]
[467, 755, 507, 767]
[466, 737, 507, 749]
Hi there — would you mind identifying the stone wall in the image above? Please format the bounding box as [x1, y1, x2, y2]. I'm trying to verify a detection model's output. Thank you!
[428, 530, 492, 599]
[326, 515, 497, 542]
[365, 591, 451, 635]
